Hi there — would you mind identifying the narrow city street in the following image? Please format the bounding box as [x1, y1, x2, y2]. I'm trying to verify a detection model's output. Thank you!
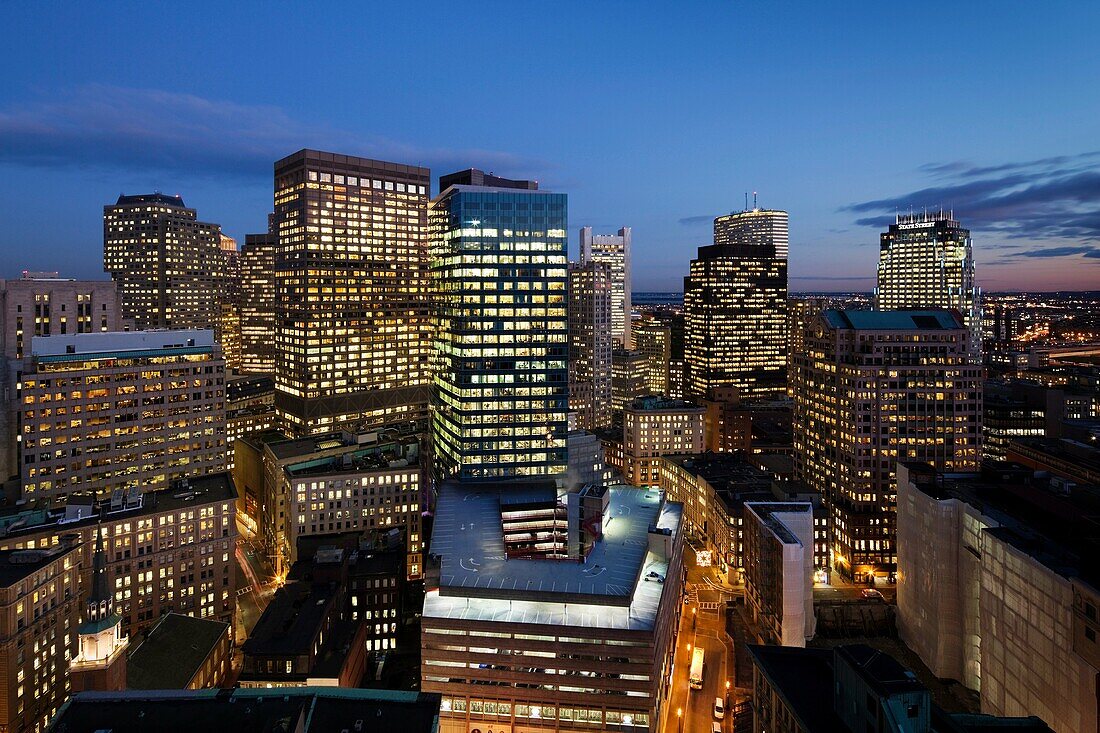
[663, 547, 742, 732]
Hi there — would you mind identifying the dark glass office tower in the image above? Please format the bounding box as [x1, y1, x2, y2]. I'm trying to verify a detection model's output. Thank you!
[273, 149, 432, 435]
[684, 208, 789, 399]
[430, 170, 569, 481]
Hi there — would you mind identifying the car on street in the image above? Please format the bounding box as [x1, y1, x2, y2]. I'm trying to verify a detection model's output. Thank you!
[861, 588, 884, 601]
[713, 697, 725, 719]
[712, 723, 722, 733]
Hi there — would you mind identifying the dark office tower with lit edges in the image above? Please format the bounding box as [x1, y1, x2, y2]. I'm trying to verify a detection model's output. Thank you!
[430, 169, 569, 481]
[684, 207, 788, 400]
[273, 150, 432, 436]
[876, 210, 981, 352]
[104, 193, 228, 330]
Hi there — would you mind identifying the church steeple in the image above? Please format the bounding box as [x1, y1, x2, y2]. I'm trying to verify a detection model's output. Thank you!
[85, 521, 114, 624]
[70, 521, 128, 692]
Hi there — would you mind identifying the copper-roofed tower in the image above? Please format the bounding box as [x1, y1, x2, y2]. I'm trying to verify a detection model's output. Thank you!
[69, 523, 128, 692]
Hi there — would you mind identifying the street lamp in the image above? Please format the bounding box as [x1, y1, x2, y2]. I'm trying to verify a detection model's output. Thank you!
[692, 607, 697, 629]
[677, 707, 683, 733]
[725, 679, 731, 705]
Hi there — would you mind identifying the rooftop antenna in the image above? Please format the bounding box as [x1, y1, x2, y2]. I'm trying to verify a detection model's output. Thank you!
[744, 192, 748, 212]
[753, 191, 758, 209]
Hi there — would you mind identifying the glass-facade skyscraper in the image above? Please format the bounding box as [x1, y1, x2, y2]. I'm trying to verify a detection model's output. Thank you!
[430, 170, 568, 481]
[876, 210, 981, 352]
[684, 208, 789, 400]
[580, 227, 631, 349]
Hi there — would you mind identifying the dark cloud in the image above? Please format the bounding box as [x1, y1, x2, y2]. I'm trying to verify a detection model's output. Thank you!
[0, 85, 545, 181]
[843, 152, 1100, 245]
[1010, 245, 1098, 259]
[679, 215, 713, 226]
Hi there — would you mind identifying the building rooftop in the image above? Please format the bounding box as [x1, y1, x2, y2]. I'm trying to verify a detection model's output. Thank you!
[241, 579, 337, 658]
[0, 545, 75, 587]
[114, 192, 187, 208]
[226, 375, 275, 402]
[836, 644, 924, 698]
[823, 309, 965, 331]
[625, 396, 703, 412]
[127, 613, 230, 690]
[438, 168, 538, 191]
[425, 484, 681, 631]
[50, 688, 441, 733]
[30, 329, 215, 359]
[902, 461, 1100, 586]
[744, 502, 813, 545]
[748, 645, 846, 731]
[0, 472, 237, 541]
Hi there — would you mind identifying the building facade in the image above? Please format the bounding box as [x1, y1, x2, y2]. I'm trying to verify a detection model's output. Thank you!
[263, 431, 423, 579]
[580, 226, 631, 349]
[792, 310, 982, 580]
[742, 503, 816, 647]
[567, 261, 613, 431]
[611, 349, 649, 415]
[239, 231, 277, 375]
[0, 275, 124, 482]
[0, 472, 238, 640]
[896, 462, 1098, 733]
[19, 330, 226, 502]
[430, 171, 568, 481]
[621, 397, 705, 486]
[684, 209, 788, 400]
[0, 544, 82, 733]
[103, 193, 229, 331]
[876, 211, 981, 352]
[633, 318, 671, 397]
[422, 484, 684, 733]
[273, 149, 432, 435]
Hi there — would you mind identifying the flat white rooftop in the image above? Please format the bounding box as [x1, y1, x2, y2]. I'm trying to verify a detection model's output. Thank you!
[31, 329, 215, 357]
[425, 484, 682, 631]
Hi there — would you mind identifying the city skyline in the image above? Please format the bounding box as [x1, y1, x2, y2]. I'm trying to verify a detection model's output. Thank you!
[2, 3, 1100, 291]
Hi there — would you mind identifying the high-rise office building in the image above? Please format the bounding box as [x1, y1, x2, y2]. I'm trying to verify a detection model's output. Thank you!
[20, 330, 226, 502]
[430, 170, 568, 481]
[876, 211, 981, 349]
[684, 208, 788, 400]
[240, 229, 277, 374]
[633, 317, 671, 396]
[103, 193, 228, 330]
[580, 226, 631, 349]
[0, 274, 124, 481]
[273, 149, 432, 436]
[792, 310, 982, 581]
[611, 349, 649, 414]
[568, 261, 613, 431]
[216, 234, 242, 371]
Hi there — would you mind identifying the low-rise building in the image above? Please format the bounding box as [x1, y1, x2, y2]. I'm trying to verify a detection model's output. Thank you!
[20, 330, 226, 503]
[0, 472, 238, 639]
[50, 688, 442, 733]
[240, 549, 366, 688]
[0, 544, 82, 733]
[225, 375, 276, 471]
[422, 483, 684, 733]
[259, 430, 423, 579]
[566, 429, 617, 489]
[743, 503, 815, 646]
[1005, 436, 1100, 484]
[126, 612, 231, 690]
[748, 643, 1053, 733]
[621, 397, 704, 486]
[896, 461, 1099, 733]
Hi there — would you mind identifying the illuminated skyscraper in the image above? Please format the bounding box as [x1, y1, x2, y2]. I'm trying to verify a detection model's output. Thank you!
[580, 226, 631, 348]
[273, 149, 431, 435]
[792, 309, 982, 581]
[876, 210, 981, 350]
[633, 317, 671, 396]
[216, 234, 242, 371]
[240, 228, 277, 374]
[104, 193, 228, 330]
[568, 261, 613, 431]
[684, 208, 788, 400]
[430, 170, 568, 481]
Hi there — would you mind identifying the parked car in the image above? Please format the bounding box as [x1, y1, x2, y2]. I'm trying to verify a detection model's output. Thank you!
[713, 697, 725, 720]
[861, 588, 884, 601]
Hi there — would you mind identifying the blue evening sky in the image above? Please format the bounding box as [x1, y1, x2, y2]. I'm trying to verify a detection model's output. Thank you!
[1, 1, 1098, 291]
